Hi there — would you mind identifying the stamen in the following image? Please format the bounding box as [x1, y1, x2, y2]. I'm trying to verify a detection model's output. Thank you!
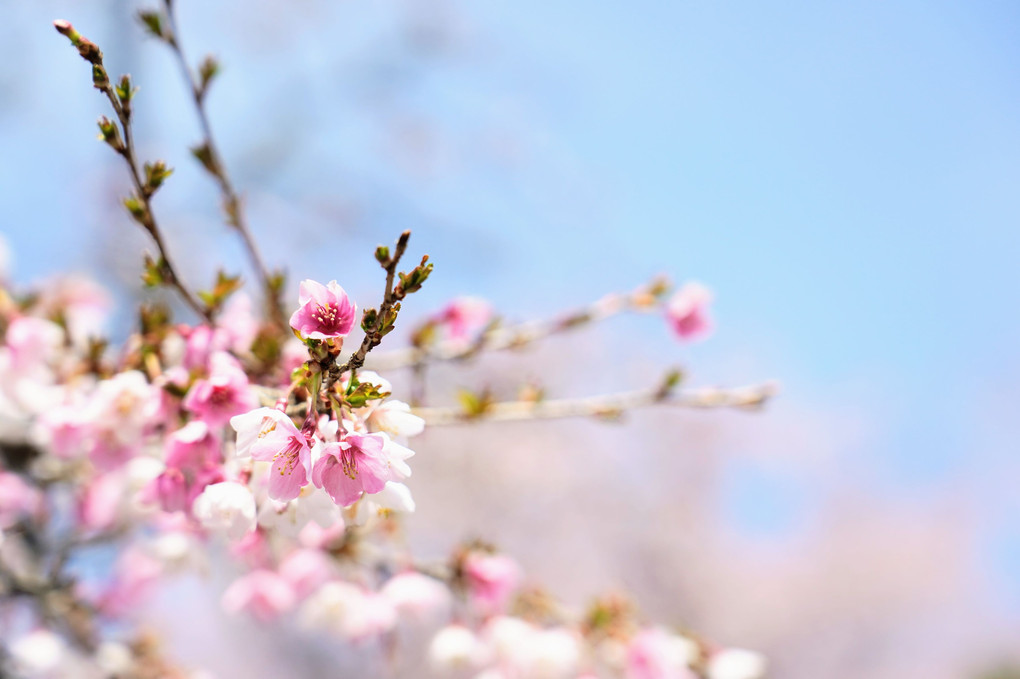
[258, 418, 277, 439]
[341, 446, 359, 480]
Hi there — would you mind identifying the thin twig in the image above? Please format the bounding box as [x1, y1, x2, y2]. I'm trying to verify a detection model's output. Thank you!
[412, 381, 779, 426]
[54, 20, 210, 321]
[104, 93, 209, 321]
[160, 1, 286, 329]
[324, 231, 414, 391]
[366, 277, 671, 371]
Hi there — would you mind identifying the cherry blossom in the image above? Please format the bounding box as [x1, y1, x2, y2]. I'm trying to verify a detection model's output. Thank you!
[436, 296, 493, 342]
[310, 431, 393, 507]
[231, 407, 312, 502]
[665, 282, 713, 342]
[192, 481, 258, 540]
[705, 648, 767, 679]
[289, 279, 357, 341]
[625, 628, 699, 679]
[183, 352, 258, 427]
[222, 569, 296, 622]
[463, 552, 522, 615]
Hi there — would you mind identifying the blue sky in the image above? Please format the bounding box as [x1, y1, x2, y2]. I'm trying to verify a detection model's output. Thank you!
[3, 0, 1020, 619]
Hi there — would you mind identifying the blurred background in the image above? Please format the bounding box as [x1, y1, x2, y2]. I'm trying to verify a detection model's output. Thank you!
[2, 0, 1019, 677]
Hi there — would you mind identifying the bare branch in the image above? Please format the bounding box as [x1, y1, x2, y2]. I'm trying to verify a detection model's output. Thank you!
[412, 381, 779, 426]
[323, 231, 430, 391]
[159, 3, 286, 329]
[366, 276, 671, 371]
[54, 20, 210, 321]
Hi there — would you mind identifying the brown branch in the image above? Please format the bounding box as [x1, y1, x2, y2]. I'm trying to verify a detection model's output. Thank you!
[159, 2, 286, 329]
[411, 380, 779, 426]
[324, 231, 416, 391]
[54, 20, 210, 322]
[365, 276, 672, 371]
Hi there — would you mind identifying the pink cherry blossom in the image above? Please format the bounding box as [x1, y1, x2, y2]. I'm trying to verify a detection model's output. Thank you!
[192, 481, 257, 540]
[87, 430, 138, 473]
[183, 352, 258, 428]
[463, 552, 521, 615]
[37, 274, 111, 346]
[145, 467, 189, 513]
[77, 472, 125, 533]
[0, 472, 42, 529]
[311, 432, 392, 507]
[705, 648, 766, 679]
[298, 581, 395, 641]
[278, 339, 308, 387]
[381, 571, 451, 622]
[143, 464, 224, 514]
[180, 324, 230, 371]
[222, 569, 296, 622]
[164, 421, 221, 470]
[297, 517, 347, 549]
[35, 400, 91, 459]
[279, 548, 334, 599]
[218, 292, 260, 355]
[3, 316, 63, 373]
[231, 407, 293, 458]
[98, 547, 163, 617]
[233, 408, 312, 502]
[230, 528, 273, 568]
[436, 296, 493, 342]
[625, 628, 698, 679]
[289, 279, 357, 341]
[665, 282, 713, 342]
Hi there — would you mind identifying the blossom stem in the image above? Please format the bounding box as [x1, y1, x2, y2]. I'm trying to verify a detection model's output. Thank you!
[324, 231, 412, 391]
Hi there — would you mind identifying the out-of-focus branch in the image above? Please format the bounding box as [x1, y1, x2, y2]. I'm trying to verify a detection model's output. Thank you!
[366, 277, 671, 371]
[413, 380, 779, 426]
[53, 20, 210, 322]
[155, 2, 286, 330]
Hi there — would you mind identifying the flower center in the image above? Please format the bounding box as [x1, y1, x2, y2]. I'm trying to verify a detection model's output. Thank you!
[340, 446, 359, 480]
[273, 437, 303, 476]
[209, 384, 232, 406]
[313, 302, 343, 330]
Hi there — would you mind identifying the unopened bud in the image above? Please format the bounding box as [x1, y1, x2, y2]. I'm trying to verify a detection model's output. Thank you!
[97, 116, 123, 151]
[137, 11, 167, 40]
[115, 74, 136, 109]
[198, 56, 219, 95]
[190, 142, 218, 176]
[143, 160, 173, 193]
[123, 195, 148, 224]
[91, 64, 109, 90]
[53, 20, 78, 41]
[54, 20, 103, 64]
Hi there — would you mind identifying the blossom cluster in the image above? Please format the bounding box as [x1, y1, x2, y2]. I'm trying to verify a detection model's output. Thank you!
[0, 235, 760, 679]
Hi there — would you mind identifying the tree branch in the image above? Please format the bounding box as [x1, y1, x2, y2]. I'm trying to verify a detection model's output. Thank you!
[54, 20, 210, 322]
[323, 231, 426, 391]
[412, 380, 779, 426]
[366, 276, 671, 371]
[158, 2, 286, 329]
